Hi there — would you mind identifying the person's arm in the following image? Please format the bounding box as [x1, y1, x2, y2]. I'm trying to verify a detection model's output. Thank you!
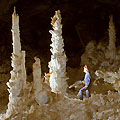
[69, 80, 84, 89]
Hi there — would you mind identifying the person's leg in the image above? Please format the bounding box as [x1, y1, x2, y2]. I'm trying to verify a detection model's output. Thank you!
[78, 87, 85, 100]
[85, 89, 89, 98]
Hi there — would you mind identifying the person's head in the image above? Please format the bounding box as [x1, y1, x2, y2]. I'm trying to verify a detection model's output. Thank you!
[83, 65, 89, 73]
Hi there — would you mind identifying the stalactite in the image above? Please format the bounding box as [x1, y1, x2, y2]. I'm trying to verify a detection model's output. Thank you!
[4, 7, 27, 119]
[48, 10, 68, 94]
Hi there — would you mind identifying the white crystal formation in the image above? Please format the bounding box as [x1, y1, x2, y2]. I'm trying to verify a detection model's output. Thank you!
[5, 7, 26, 118]
[48, 10, 68, 94]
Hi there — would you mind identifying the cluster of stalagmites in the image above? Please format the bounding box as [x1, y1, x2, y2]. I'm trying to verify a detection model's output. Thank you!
[0, 8, 120, 120]
[0, 8, 68, 120]
[81, 15, 120, 92]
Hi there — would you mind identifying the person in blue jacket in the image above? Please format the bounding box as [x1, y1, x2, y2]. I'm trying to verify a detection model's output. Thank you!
[77, 65, 91, 100]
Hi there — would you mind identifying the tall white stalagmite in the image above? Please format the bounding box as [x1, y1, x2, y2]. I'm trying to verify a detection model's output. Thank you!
[48, 10, 68, 94]
[5, 7, 26, 118]
[107, 15, 116, 60]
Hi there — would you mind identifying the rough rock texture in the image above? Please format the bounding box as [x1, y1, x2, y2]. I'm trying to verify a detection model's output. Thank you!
[1, 92, 120, 120]
[95, 69, 120, 93]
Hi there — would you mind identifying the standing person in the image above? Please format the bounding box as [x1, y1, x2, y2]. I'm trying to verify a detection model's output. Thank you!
[77, 65, 91, 100]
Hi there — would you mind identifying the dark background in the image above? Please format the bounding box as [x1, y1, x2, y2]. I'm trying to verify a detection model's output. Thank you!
[0, 0, 120, 69]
